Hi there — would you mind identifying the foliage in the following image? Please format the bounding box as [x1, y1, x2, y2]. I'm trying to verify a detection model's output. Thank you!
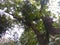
[0, 0, 60, 45]
[20, 29, 38, 45]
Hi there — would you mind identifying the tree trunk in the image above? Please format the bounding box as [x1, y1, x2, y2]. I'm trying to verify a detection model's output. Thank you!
[31, 24, 48, 45]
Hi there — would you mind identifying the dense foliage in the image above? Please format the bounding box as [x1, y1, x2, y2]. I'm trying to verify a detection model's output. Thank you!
[0, 0, 60, 45]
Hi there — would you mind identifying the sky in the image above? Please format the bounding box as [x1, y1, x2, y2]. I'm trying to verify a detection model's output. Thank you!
[2, 24, 24, 41]
[0, 0, 60, 42]
[0, 9, 25, 41]
[48, 0, 60, 15]
[48, 0, 60, 22]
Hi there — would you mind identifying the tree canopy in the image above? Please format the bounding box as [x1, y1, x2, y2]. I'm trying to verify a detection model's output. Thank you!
[0, 0, 60, 45]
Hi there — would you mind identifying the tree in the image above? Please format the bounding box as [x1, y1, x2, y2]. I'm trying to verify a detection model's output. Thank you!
[0, 0, 60, 45]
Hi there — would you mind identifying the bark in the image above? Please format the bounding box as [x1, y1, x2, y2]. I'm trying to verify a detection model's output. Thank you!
[30, 24, 48, 45]
[41, 16, 60, 35]
[49, 28, 60, 35]
[30, 16, 60, 45]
